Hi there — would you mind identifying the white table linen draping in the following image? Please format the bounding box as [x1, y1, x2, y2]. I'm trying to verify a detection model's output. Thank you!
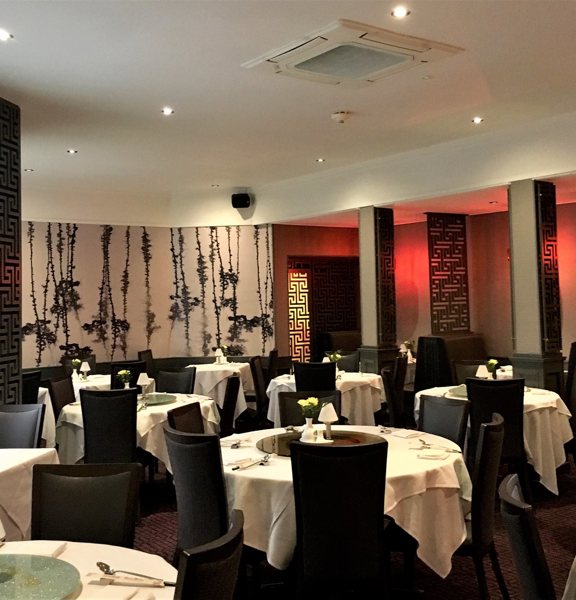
[72, 374, 156, 402]
[188, 363, 250, 418]
[56, 394, 219, 466]
[266, 372, 384, 427]
[414, 386, 573, 495]
[563, 555, 576, 600]
[2, 540, 177, 599]
[0, 448, 59, 541]
[38, 387, 56, 448]
[221, 425, 471, 578]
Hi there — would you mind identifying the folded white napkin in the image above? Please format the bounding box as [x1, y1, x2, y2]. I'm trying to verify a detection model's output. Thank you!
[6, 541, 67, 557]
[83, 578, 157, 599]
[391, 429, 421, 439]
[0, 519, 5, 541]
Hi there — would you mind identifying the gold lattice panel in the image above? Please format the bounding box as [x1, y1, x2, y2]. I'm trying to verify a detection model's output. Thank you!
[288, 270, 310, 362]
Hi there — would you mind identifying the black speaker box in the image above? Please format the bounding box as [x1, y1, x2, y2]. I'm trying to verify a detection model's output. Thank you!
[231, 193, 251, 209]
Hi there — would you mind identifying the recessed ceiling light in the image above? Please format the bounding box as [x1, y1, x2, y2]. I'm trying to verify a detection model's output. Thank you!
[24, 168, 34, 172]
[67, 149, 78, 154]
[316, 158, 325, 163]
[391, 5, 411, 18]
[0, 29, 14, 42]
[472, 116, 484, 125]
[161, 106, 175, 116]
[211, 184, 220, 188]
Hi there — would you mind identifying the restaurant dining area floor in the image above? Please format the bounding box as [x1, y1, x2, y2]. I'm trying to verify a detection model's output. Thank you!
[134, 460, 576, 599]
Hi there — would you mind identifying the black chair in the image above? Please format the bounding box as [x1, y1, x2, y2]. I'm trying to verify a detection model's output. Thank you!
[277, 390, 343, 427]
[498, 473, 556, 600]
[157, 369, 196, 394]
[413, 336, 453, 393]
[164, 426, 229, 560]
[290, 438, 389, 596]
[219, 375, 240, 438]
[31, 463, 141, 547]
[80, 388, 139, 463]
[455, 413, 510, 600]
[418, 394, 470, 450]
[453, 359, 486, 385]
[138, 349, 155, 378]
[336, 351, 360, 372]
[174, 509, 244, 600]
[110, 360, 147, 391]
[236, 356, 271, 432]
[380, 355, 409, 428]
[46, 376, 76, 421]
[22, 370, 42, 404]
[0, 404, 45, 448]
[168, 402, 205, 434]
[293, 361, 336, 392]
[263, 348, 279, 387]
[563, 342, 576, 457]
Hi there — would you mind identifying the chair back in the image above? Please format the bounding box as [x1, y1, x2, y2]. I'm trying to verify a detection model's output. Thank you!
[498, 474, 556, 600]
[294, 361, 336, 392]
[164, 426, 229, 554]
[453, 360, 486, 385]
[0, 404, 45, 448]
[174, 510, 244, 600]
[22, 370, 42, 404]
[168, 402, 205, 434]
[157, 369, 196, 394]
[219, 375, 240, 438]
[31, 463, 141, 547]
[278, 390, 342, 427]
[80, 388, 139, 463]
[47, 376, 76, 421]
[249, 356, 269, 425]
[413, 336, 453, 392]
[138, 349, 155, 378]
[336, 351, 359, 372]
[290, 439, 388, 592]
[110, 360, 147, 390]
[381, 358, 408, 428]
[418, 394, 470, 449]
[264, 348, 279, 386]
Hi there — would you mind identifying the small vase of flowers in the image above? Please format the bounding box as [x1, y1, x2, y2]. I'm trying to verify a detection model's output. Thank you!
[298, 397, 319, 442]
[117, 369, 132, 388]
[486, 359, 500, 380]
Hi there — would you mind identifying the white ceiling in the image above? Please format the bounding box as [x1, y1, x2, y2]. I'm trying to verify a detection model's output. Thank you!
[2, 1, 576, 226]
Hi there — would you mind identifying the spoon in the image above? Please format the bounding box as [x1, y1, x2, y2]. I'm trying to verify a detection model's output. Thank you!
[96, 562, 176, 586]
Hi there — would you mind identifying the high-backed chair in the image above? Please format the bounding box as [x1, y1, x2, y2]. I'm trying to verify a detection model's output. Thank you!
[0, 404, 45, 448]
[174, 510, 244, 600]
[498, 473, 556, 600]
[418, 394, 470, 450]
[263, 348, 279, 387]
[110, 360, 147, 391]
[290, 438, 389, 596]
[157, 369, 196, 394]
[168, 402, 205, 434]
[455, 413, 510, 599]
[380, 355, 409, 428]
[164, 426, 229, 560]
[278, 390, 342, 427]
[413, 336, 453, 393]
[138, 349, 155, 378]
[293, 361, 336, 392]
[336, 351, 360, 372]
[21, 370, 42, 404]
[31, 463, 141, 547]
[219, 375, 240, 438]
[563, 341, 576, 457]
[236, 356, 271, 433]
[453, 359, 486, 385]
[46, 376, 76, 421]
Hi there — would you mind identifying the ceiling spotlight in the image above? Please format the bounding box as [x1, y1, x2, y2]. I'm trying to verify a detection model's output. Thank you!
[161, 106, 175, 116]
[0, 29, 14, 42]
[391, 5, 411, 18]
[211, 184, 220, 188]
[331, 111, 350, 124]
[316, 158, 325, 163]
[67, 149, 78, 154]
[24, 168, 34, 172]
[472, 116, 484, 124]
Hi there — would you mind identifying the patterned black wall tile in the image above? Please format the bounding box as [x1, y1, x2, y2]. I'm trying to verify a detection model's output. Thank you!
[375, 208, 396, 347]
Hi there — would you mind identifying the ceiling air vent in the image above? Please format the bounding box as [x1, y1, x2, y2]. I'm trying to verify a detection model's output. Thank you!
[242, 19, 463, 87]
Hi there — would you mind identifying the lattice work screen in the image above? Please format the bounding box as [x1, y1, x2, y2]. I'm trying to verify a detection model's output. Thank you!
[427, 213, 470, 334]
[0, 97, 21, 405]
[288, 269, 311, 362]
[376, 208, 396, 347]
[536, 180, 562, 353]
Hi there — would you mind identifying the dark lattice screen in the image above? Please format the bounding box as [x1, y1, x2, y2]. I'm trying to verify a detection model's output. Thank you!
[535, 180, 562, 353]
[427, 213, 470, 334]
[376, 208, 396, 347]
[0, 97, 21, 405]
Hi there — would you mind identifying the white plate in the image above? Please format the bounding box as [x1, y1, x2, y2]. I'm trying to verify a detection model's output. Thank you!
[142, 392, 177, 405]
[417, 450, 449, 460]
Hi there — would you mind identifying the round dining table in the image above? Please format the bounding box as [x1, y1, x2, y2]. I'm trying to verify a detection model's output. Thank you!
[221, 425, 472, 578]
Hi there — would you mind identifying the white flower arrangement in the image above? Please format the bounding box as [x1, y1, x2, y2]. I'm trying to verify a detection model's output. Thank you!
[297, 397, 319, 418]
[117, 369, 131, 384]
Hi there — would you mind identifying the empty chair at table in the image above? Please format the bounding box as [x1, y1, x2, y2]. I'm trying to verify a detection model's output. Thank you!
[278, 390, 342, 427]
[293, 361, 336, 392]
[380, 355, 409, 428]
[0, 404, 45, 448]
[174, 509, 244, 600]
[61, 354, 97, 376]
[21, 370, 42, 404]
[413, 336, 453, 393]
[47, 376, 76, 421]
[157, 369, 196, 394]
[418, 394, 470, 450]
[168, 402, 205, 434]
[218, 375, 240, 438]
[453, 360, 487, 385]
[336, 351, 359, 372]
[110, 360, 147, 390]
[31, 463, 141, 547]
[236, 356, 271, 432]
[263, 348, 279, 387]
[138, 348, 155, 378]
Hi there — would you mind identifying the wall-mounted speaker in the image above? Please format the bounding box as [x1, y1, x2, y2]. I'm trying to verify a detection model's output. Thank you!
[231, 193, 251, 209]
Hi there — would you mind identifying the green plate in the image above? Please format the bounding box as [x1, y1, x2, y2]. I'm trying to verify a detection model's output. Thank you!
[0, 555, 81, 600]
[143, 392, 177, 405]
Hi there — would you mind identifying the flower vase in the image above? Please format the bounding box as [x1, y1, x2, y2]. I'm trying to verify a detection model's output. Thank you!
[123, 382, 130, 389]
[300, 418, 316, 443]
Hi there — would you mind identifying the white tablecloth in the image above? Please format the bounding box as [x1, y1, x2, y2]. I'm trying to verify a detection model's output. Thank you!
[56, 394, 220, 466]
[0, 448, 60, 541]
[414, 385, 573, 495]
[221, 425, 471, 578]
[189, 363, 250, 418]
[38, 387, 56, 448]
[563, 555, 576, 600]
[1, 540, 176, 599]
[72, 374, 156, 401]
[266, 372, 384, 427]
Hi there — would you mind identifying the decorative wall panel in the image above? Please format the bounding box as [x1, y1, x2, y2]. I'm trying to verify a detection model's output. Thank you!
[427, 213, 470, 334]
[288, 269, 311, 362]
[535, 180, 562, 353]
[375, 208, 396, 347]
[0, 98, 21, 405]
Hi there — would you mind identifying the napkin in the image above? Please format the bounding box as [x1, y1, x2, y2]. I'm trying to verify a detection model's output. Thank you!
[391, 429, 421, 439]
[5, 541, 67, 557]
[83, 578, 157, 600]
[417, 450, 449, 460]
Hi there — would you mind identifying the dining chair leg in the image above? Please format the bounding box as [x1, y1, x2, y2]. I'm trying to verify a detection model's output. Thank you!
[472, 554, 490, 600]
[488, 544, 510, 600]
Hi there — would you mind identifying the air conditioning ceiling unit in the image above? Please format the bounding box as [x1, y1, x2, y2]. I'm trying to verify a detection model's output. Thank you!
[242, 19, 463, 87]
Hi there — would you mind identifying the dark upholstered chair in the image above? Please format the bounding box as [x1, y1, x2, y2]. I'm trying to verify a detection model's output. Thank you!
[174, 510, 244, 600]
[336, 351, 360, 372]
[31, 463, 141, 547]
[219, 375, 240, 438]
[0, 404, 45, 448]
[47, 376, 76, 421]
[290, 438, 389, 596]
[236, 357, 271, 432]
[263, 348, 279, 387]
[168, 401, 205, 434]
[294, 361, 336, 392]
[498, 474, 556, 600]
[453, 360, 486, 385]
[110, 360, 147, 391]
[380, 355, 409, 428]
[418, 394, 470, 450]
[157, 369, 196, 394]
[138, 349, 155, 378]
[277, 390, 342, 427]
[22, 370, 43, 404]
[80, 388, 139, 463]
[413, 336, 453, 393]
[455, 413, 510, 600]
[164, 426, 229, 560]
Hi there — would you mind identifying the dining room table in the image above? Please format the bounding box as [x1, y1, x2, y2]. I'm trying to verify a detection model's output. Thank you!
[55, 393, 220, 466]
[414, 384, 573, 495]
[0, 448, 60, 541]
[0, 540, 177, 599]
[266, 371, 385, 427]
[71, 374, 156, 401]
[220, 425, 472, 578]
